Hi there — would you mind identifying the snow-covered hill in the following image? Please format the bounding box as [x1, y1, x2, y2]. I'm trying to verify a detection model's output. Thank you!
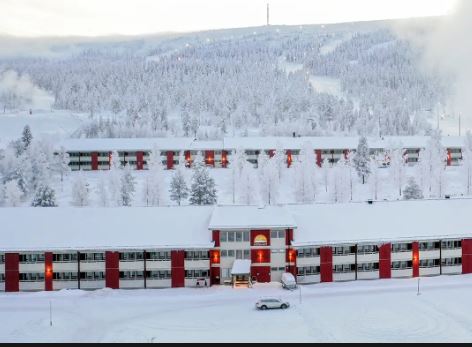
[0, 18, 448, 140]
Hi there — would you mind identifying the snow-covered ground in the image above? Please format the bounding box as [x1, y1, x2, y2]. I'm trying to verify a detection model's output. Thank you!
[48, 163, 467, 208]
[0, 110, 87, 148]
[2, 275, 472, 342]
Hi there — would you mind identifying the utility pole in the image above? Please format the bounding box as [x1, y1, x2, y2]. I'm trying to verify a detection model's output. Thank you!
[49, 300, 53, 327]
[267, 3, 270, 26]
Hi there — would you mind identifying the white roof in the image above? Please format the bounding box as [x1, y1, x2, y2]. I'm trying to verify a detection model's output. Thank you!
[56, 138, 196, 152]
[231, 259, 251, 275]
[55, 136, 467, 153]
[288, 199, 472, 246]
[209, 205, 297, 230]
[0, 206, 214, 252]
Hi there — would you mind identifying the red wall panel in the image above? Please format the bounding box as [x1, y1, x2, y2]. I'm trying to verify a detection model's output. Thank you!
[222, 150, 228, 168]
[316, 150, 322, 167]
[251, 266, 271, 283]
[205, 150, 215, 167]
[462, 239, 472, 274]
[210, 267, 221, 285]
[45, 252, 53, 291]
[166, 151, 174, 170]
[320, 247, 333, 283]
[105, 251, 120, 289]
[379, 243, 392, 279]
[91, 152, 99, 171]
[412, 242, 420, 278]
[136, 151, 144, 170]
[5, 253, 19, 292]
[251, 230, 271, 246]
[286, 150, 292, 168]
[171, 250, 185, 288]
[251, 249, 271, 264]
[212, 230, 220, 247]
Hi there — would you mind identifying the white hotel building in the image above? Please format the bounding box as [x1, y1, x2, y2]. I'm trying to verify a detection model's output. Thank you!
[1, 199, 472, 292]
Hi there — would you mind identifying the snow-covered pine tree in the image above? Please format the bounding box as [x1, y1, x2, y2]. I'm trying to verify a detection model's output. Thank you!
[369, 157, 381, 201]
[189, 157, 217, 206]
[142, 146, 167, 206]
[108, 150, 122, 206]
[21, 125, 33, 152]
[388, 146, 406, 198]
[97, 177, 109, 207]
[353, 136, 371, 184]
[403, 177, 424, 200]
[169, 167, 189, 206]
[419, 131, 447, 198]
[258, 151, 279, 205]
[31, 184, 57, 207]
[321, 157, 329, 193]
[274, 141, 286, 179]
[462, 131, 472, 195]
[330, 157, 350, 203]
[120, 164, 136, 206]
[54, 146, 71, 183]
[71, 173, 89, 207]
[4, 180, 22, 207]
[237, 160, 259, 205]
[293, 142, 316, 203]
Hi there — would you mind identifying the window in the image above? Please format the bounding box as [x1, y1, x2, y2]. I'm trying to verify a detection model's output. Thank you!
[271, 267, 286, 272]
[222, 268, 231, 279]
[146, 270, 171, 279]
[333, 246, 355, 256]
[419, 242, 440, 251]
[221, 232, 227, 242]
[119, 271, 144, 280]
[419, 259, 440, 268]
[333, 264, 356, 273]
[357, 262, 379, 272]
[19, 273, 45, 282]
[19, 253, 45, 263]
[442, 257, 462, 266]
[271, 230, 286, 239]
[392, 243, 412, 253]
[80, 272, 105, 281]
[297, 266, 320, 276]
[53, 272, 78, 281]
[297, 248, 320, 258]
[146, 251, 171, 261]
[235, 232, 242, 242]
[228, 232, 235, 242]
[0, 274, 4, 282]
[185, 270, 209, 278]
[243, 232, 250, 242]
[120, 252, 144, 262]
[0, 254, 4, 264]
[271, 249, 285, 254]
[357, 245, 378, 254]
[228, 250, 235, 257]
[441, 240, 462, 249]
[391, 261, 412, 270]
[185, 250, 209, 260]
[53, 253, 78, 263]
[79, 253, 105, 262]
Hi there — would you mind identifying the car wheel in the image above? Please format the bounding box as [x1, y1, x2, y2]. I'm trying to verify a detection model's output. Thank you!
[281, 304, 287, 309]
[261, 305, 267, 310]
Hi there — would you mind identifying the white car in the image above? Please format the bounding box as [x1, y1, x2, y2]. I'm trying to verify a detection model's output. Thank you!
[255, 298, 290, 310]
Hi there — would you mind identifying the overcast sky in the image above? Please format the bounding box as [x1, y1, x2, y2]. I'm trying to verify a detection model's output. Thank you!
[0, 0, 458, 37]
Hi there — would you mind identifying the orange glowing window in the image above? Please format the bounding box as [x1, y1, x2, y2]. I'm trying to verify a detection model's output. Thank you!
[254, 235, 268, 246]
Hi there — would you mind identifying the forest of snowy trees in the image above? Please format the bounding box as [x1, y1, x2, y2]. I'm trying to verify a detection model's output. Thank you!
[0, 23, 448, 139]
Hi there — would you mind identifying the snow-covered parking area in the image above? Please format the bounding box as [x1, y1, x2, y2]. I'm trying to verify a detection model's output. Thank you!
[2, 275, 472, 343]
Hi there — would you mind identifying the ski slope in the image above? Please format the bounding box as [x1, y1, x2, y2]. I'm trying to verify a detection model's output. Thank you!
[1, 275, 472, 342]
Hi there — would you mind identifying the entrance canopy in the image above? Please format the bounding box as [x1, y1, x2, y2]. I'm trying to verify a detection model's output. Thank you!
[231, 260, 251, 276]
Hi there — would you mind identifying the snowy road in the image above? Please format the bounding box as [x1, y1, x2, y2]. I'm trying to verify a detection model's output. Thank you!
[1, 275, 472, 342]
